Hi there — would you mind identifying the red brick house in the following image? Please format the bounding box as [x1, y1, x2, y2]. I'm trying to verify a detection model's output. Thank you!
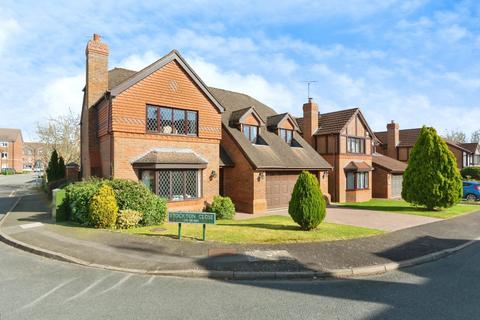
[210, 88, 332, 213]
[80, 34, 331, 213]
[23, 142, 45, 171]
[0, 128, 23, 172]
[371, 153, 407, 199]
[297, 101, 375, 203]
[375, 121, 476, 169]
[81, 35, 223, 211]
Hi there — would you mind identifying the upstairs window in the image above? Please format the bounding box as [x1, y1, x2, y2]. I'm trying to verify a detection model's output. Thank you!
[278, 129, 293, 145]
[347, 137, 365, 154]
[1, 152, 7, 159]
[146, 105, 197, 136]
[0, 142, 7, 147]
[242, 125, 258, 144]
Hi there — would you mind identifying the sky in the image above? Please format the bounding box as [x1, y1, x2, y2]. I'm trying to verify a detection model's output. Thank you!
[1, 0, 479, 141]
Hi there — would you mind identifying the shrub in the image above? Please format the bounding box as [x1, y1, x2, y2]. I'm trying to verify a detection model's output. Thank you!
[116, 209, 142, 229]
[65, 179, 103, 224]
[207, 196, 235, 220]
[461, 166, 480, 181]
[1, 168, 15, 175]
[288, 171, 326, 230]
[89, 184, 118, 228]
[105, 179, 167, 225]
[141, 196, 167, 226]
[402, 126, 463, 210]
[46, 150, 66, 182]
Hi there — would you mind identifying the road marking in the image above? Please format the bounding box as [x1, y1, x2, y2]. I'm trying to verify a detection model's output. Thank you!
[19, 222, 43, 229]
[64, 275, 110, 302]
[8, 190, 15, 198]
[98, 274, 132, 295]
[141, 276, 156, 287]
[21, 278, 77, 309]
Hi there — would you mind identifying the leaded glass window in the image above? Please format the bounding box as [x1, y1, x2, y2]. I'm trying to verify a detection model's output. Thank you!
[156, 170, 201, 201]
[146, 105, 198, 136]
[146, 106, 158, 131]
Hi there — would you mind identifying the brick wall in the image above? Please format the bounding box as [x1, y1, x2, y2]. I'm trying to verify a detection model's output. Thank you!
[372, 166, 390, 198]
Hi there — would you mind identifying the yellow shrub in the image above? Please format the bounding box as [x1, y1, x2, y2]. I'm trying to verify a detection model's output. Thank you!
[116, 209, 142, 229]
[89, 184, 118, 228]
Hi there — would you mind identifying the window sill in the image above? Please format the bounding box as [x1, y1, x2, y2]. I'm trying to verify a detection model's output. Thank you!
[164, 197, 202, 203]
[346, 188, 370, 192]
[146, 131, 198, 138]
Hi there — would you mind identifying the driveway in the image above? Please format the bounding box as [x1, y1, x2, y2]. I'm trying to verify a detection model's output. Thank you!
[236, 206, 441, 231]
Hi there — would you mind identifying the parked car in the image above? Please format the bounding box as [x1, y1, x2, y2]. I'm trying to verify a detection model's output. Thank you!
[463, 181, 480, 201]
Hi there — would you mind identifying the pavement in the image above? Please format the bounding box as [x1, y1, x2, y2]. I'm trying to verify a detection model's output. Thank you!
[2, 234, 480, 319]
[1, 174, 480, 279]
[237, 207, 441, 231]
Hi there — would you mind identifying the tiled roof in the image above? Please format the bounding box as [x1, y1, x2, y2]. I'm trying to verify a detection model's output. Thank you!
[375, 128, 422, 147]
[108, 68, 137, 90]
[372, 153, 407, 173]
[131, 148, 208, 168]
[219, 146, 234, 167]
[344, 161, 373, 172]
[0, 128, 22, 142]
[460, 142, 479, 154]
[297, 108, 362, 136]
[209, 87, 332, 170]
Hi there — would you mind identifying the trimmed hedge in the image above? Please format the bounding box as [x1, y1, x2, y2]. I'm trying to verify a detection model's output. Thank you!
[207, 196, 235, 220]
[288, 171, 326, 230]
[461, 166, 480, 181]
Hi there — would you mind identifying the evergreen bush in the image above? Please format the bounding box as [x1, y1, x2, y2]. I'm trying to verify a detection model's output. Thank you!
[207, 196, 235, 220]
[402, 126, 463, 210]
[89, 184, 118, 228]
[288, 171, 326, 230]
[46, 150, 59, 182]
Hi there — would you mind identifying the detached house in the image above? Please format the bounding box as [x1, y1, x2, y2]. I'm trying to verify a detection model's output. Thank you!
[297, 101, 376, 203]
[80, 34, 331, 214]
[375, 121, 477, 169]
[81, 34, 223, 212]
[0, 128, 23, 172]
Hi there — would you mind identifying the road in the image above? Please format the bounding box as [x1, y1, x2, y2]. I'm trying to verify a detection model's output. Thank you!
[1, 174, 480, 319]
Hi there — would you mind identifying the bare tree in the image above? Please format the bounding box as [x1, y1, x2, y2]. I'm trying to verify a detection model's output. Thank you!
[471, 130, 480, 143]
[36, 110, 80, 166]
[444, 129, 466, 143]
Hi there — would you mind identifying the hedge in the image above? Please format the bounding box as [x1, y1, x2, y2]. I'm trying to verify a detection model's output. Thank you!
[461, 166, 480, 181]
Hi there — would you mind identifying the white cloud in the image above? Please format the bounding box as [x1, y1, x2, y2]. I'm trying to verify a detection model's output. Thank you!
[0, 17, 20, 54]
[118, 51, 160, 70]
[37, 74, 85, 118]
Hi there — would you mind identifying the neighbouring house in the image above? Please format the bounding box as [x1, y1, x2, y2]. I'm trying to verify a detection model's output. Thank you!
[0, 128, 23, 172]
[297, 101, 375, 203]
[23, 142, 46, 171]
[375, 121, 476, 169]
[81, 34, 223, 212]
[210, 88, 332, 214]
[371, 153, 407, 199]
[460, 142, 480, 166]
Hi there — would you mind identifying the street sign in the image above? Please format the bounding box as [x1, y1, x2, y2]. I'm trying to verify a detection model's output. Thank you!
[168, 212, 216, 241]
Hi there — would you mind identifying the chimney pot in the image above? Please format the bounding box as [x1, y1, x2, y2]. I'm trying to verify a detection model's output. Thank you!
[93, 33, 101, 42]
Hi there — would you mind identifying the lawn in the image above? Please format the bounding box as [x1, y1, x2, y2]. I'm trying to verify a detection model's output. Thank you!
[339, 199, 479, 219]
[123, 215, 383, 244]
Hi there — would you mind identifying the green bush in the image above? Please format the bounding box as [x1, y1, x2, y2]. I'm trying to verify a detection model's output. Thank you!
[105, 179, 167, 225]
[64, 179, 103, 224]
[46, 150, 66, 182]
[461, 166, 480, 181]
[89, 184, 118, 228]
[207, 196, 235, 220]
[402, 126, 463, 210]
[116, 209, 142, 229]
[288, 171, 326, 230]
[1, 168, 15, 175]
[141, 196, 167, 226]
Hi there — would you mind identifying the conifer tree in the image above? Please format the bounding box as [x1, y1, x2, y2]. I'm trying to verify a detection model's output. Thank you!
[288, 171, 326, 230]
[402, 126, 463, 210]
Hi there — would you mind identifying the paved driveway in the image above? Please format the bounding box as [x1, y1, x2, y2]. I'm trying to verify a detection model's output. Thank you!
[236, 206, 441, 231]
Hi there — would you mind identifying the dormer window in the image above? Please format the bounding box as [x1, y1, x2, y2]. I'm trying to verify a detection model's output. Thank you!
[242, 125, 258, 144]
[278, 128, 293, 145]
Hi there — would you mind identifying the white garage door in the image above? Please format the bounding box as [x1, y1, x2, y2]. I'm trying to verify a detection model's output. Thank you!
[391, 174, 403, 198]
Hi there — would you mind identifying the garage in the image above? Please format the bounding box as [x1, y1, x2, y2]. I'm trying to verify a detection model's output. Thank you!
[266, 172, 299, 209]
[391, 174, 403, 198]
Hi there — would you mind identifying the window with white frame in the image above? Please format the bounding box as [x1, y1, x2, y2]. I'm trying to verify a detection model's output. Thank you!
[1, 152, 7, 159]
[0, 142, 8, 147]
[347, 137, 365, 154]
[346, 171, 369, 190]
[278, 128, 293, 145]
[242, 125, 258, 144]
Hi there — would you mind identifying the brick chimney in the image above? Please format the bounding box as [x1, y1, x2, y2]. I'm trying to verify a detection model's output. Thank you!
[386, 120, 399, 159]
[302, 98, 319, 147]
[85, 33, 109, 108]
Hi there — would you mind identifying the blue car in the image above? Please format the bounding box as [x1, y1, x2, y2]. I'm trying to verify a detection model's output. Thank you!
[463, 181, 480, 201]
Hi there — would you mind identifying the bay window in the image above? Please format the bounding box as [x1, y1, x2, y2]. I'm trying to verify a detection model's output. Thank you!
[346, 171, 369, 190]
[141, 169, 201, 201]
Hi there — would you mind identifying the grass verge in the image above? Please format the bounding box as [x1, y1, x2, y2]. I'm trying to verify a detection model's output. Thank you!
[122, 215, 383, 244]
[339, 199, 479, 219]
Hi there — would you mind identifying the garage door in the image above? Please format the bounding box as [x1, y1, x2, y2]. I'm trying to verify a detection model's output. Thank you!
[391, 174, 403, 198]
[266, 172, 299, 209]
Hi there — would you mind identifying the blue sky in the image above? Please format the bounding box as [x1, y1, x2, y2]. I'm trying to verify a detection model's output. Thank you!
[1, 0, 479, 141]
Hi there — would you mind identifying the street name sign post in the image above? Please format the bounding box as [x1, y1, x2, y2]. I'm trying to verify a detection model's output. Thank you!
[168, 212, 216, 241]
